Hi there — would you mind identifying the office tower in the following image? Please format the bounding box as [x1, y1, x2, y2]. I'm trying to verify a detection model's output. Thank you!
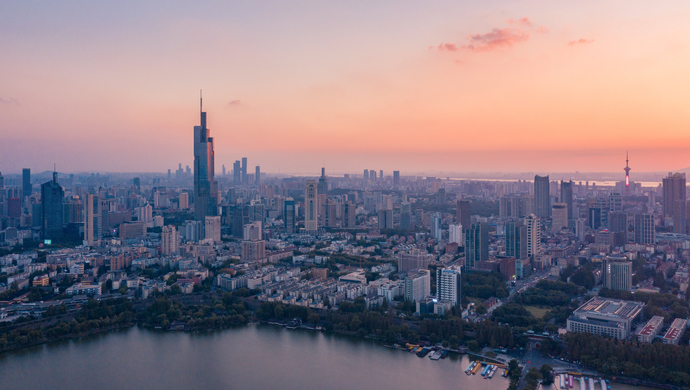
[204, 215, 221, 242]
[506, 220, 528, 260]
[436, 268, 462, 306]
[7, 198, 20, 219]
[437, 188, 446, 204]
[525, 214, 541, 257]
[589, 207, 602, 229]
[448, 223, 462, 245]
[456, 200, 470, 232]
[603, 256, 633, 290]
[369, 170, 376, 181]
[609, 212, 627, 233]
[609, 193, 622, 213]
[414, 209, 425, 228]
[552, 203, 568, 232]
[161, 225, 180, 256]
[193, 96, 219, 222]
[255, 166, 260, 184]
[343, 201, 356, 228]
[633, 214, 655, 244]
[284, 198, 295, 233]
[404, 269, 431, 302]
[22, 168, 31, 200]
[393, 171, 400, 187]
[305, 180, 318, 232]
[83, 194, 96, 246]
[322, 199, 337, 227]
[241, 240, 266, 263]
[534, 175, 551, 218]
[41, 171, 64, 241]
[560, 180, 573, 220]
[624, 152, 631, 194]
[431, 212, 442, 241]
[233, 160, 241, 184]
[378, 209, 393, 229]
[222, 164, 226, 176]
[0, 171, 4, 216]
[576, 218, 586, 242]
[317, 167, 328, 195]
[397, 251, 432, 272]
[241, 157, 248, 184]
[662, 173, 686, 234]
[133, 177, 140, 192]
[465, 222, 488, 268]
[179, 192, 189, 209]
[363, 169, 369, 181]
[400, 202, 412, 230]
[379, 170, 383, 180]
[243, 221, 262, 240]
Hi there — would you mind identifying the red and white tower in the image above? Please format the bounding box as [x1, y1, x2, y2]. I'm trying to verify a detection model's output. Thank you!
[624, 151, 631, 194]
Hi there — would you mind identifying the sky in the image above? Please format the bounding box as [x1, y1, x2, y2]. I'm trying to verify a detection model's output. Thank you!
[2, 1, 690, 176]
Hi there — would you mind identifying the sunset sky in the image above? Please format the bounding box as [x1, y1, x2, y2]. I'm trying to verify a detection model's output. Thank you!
[2, 1, 690, 175]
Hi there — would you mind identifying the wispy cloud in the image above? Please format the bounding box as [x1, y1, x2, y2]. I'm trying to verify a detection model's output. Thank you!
[435, 17, 539, 54]
[568, 38, 594, 46]
[0, 97, 19, 106]
[228, 100, 242, 105]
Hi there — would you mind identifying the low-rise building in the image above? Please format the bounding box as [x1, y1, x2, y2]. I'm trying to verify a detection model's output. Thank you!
[638, 316, 664, 343]
[566, 297, 644, 339]
[662, 318, 687, 345]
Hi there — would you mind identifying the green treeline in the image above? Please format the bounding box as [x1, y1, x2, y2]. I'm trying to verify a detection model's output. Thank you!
[564, 332, 690, 387]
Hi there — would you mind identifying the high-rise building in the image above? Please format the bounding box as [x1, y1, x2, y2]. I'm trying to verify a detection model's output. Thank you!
[609, 212, 627, 233]
[560, 180, 573, 220]
[465, 222, 488, 268]
[0, 171, 5, 216]
[456, 200, 470, 232]
[363, 169, 369, 181]
[241, 240, 266, 263]
[436, 267, 462, 306]
[317, 167, 328, 195]
[400, 202, 412, 230]
[431, 212, 442, 241]
[161, 225, 179, 256]
[370, 170, 376, 181]
[378, 209, 393, 229]
[233, 160, 241, 184]
[241, 157, 248, 184]
[179, 192, 189, 209]
[255, 165, 260, 185]
[448, 223, 462, 245]
[343, 201, 356, 228]
[603, 256, 633, 290]
[83, 194, 97, 246]
[534, 175, 551, 218]
[393, 171, 400, 187]
[284, 198, 295, 233]
[662, 173, 686, 234]
[624, 152, 631, 194]
[41, 171, 64, 241]
[525, 214, 541, 257]
[22, 168, 31, 200]
[304, 180, 318, 232]
[552, 203, 568, 232]
[404, 269, 430, 303]
[506, 220, 527, 260]
[204, 215, 221, 243]
[193, 96, 219, 223]
[633, 213, 655, 244]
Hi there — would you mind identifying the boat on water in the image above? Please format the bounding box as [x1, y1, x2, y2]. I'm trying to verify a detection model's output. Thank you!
[417, 347, 431, 357]
[579, 377, 585, 390]
[560, 374, 566, 389]
[481, 365, 493, 376]
[589, 377, 596, 390]
[440, 350, 449, 359]
[465, 361, 476, 374]
[429, 350, 442, 360]
[569, 376, 574, 388]
[472, 362, 483, 374]
[487, 366, 496, 379]
[502, 369, 509, 377]
[600, 379, 607, 390]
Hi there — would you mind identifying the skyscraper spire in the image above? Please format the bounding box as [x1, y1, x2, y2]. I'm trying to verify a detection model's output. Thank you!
[624, 151, 631, 194]
[200, 89, 203, 113]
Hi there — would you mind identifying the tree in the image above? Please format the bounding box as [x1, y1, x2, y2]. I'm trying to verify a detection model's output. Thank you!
[308, 313, 320, 325]
[349, 315, 362, 331]
[540, 364, 553, 385]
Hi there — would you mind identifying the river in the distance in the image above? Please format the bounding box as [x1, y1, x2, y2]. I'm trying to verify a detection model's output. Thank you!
[0, 325, 654, 390]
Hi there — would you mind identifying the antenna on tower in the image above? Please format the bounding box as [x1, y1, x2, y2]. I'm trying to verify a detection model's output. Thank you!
[200, 89, 203, 113]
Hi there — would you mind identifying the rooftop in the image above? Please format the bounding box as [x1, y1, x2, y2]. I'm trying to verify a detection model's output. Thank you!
[574, 297, 644, 321]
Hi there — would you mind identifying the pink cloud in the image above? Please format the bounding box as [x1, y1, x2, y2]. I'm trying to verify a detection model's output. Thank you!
[508, 17, 532, 27]
[228, 100, 242, 105]
[437, 43, 458, 51]
[0, 97, 19, 106]
[568, 38, 594, 46]
[463, 27, 530, 51]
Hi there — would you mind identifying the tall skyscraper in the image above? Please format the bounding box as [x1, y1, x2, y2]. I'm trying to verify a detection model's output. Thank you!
[506, 220, 527, 260]
[205, 215, 221, 243]
[603, 256, 632, 291]
[41, 171, 64, 241]
[456, 200, 470, 232]
[552, 203, 568, 232]
[534, 175, 551, 218]
[393, 171, 400, 187]
[343, 201, 356, 228]
[22, 168, 31, 200]
[193, 95, 219, 222]
[363, 169, 369, 181]
[255, 165, 261, 184]
[465, 222, 488, 268]
[241, 157, 248, 184]
[404, 269, 430, 303]
[662, 173, 686, 234]
[633, 213, 655, 244]
[304, 180, 318, 232]
[284, 198, 295, 233]
[317, 167, 328, 195]
[525, 214, 541, 257]
[161, 225, 179, 256]
[83, 194, 96, 246]
[233, 160, 241, 184]
[431, 212, 442, 241]
[436, 268, 462, 306]
[560, 180, 573, 220]
[0, 171, 5, 216]
[378, 209, 393, 229]
[400, 202, 411, 230]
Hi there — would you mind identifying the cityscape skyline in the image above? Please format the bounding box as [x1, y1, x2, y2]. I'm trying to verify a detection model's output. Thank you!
[3, 1, 690, 174]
